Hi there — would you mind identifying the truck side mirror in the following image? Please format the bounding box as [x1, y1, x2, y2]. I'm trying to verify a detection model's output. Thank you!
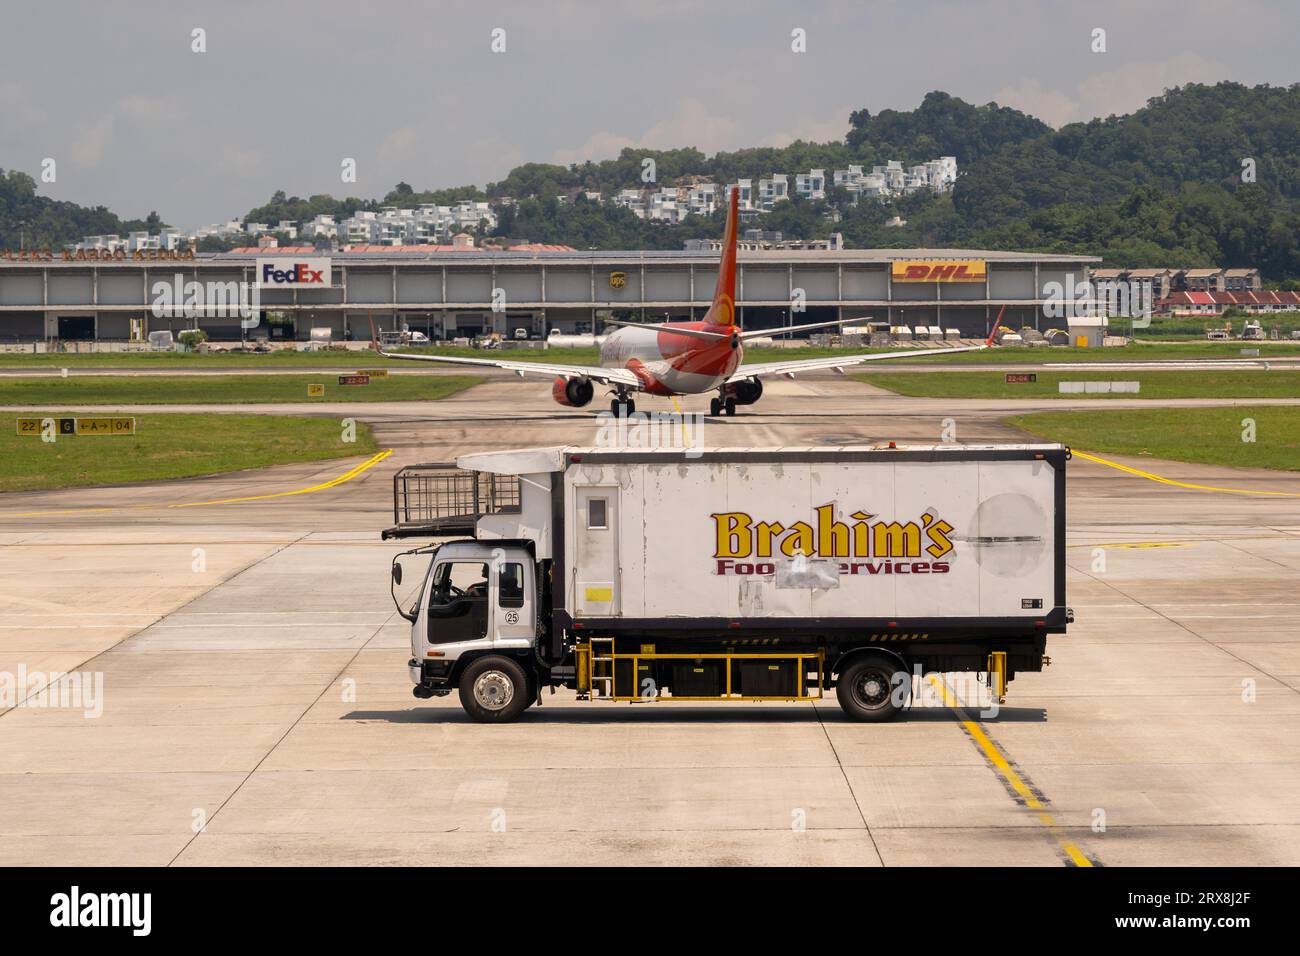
[391, 563, 403, 586]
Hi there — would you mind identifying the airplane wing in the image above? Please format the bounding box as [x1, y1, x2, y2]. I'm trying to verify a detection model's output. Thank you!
[728, 343, 988, 382]
[738, 317, 850, 340]
[376, 347, 644, 389]
[600, 318, 730, 341]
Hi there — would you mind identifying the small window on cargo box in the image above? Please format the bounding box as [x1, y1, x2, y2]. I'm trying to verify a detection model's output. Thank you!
[499, 562, 525, 609]
[587, 497, 608, 529]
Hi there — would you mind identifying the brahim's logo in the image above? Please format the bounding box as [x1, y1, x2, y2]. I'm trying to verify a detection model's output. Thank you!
[712, 505, 955, 560]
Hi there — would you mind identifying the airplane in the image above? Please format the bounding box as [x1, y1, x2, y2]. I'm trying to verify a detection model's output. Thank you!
[371, 186, 992, 416]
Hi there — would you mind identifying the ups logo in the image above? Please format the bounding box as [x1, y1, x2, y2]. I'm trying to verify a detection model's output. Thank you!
[609, 271, 627, 289]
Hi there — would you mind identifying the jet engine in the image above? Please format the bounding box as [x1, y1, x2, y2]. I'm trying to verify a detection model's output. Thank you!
[724, 377, 764, 406]
[552, 376, 595, 407]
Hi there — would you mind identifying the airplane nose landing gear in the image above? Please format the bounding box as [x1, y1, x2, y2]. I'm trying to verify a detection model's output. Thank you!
[710, 391, 737, 417]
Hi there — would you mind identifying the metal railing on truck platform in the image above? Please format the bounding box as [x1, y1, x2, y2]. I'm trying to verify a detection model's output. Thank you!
[383, 463, 520, 539]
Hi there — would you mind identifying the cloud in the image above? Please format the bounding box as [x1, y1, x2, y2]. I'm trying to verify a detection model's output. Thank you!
[553, 131, 637, 166]
[552, 98, 741, 165]
[378, 125, 420, 163]
[759, 107, 853, 146]
[1075, 53, 1224, 119]
[991, 78, 1081, 128]
[2, 2, 1275, 227]
[69, 115, 114, 169]
[115, 94, 189, 127]
[0, 81, 44, 129]
[995, 53, 1226, 127]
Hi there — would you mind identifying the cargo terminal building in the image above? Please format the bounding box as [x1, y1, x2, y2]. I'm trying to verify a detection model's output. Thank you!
[0, 246, 1099, 344]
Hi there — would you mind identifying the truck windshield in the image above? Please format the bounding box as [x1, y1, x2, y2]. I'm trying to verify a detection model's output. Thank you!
[429, 561, 490, 604]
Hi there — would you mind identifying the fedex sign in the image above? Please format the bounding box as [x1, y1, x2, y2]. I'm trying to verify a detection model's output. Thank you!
[256, 257, 332, 289]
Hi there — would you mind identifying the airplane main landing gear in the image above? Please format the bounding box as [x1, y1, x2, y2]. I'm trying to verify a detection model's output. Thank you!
[710, 393, 736, 417]
[610, 395, 636, 417]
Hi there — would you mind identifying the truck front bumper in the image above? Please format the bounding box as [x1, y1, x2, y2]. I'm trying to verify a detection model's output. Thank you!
[409, 658, 453, 698]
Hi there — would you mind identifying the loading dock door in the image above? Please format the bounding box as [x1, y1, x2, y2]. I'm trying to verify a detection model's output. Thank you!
[58, 316, 95, 341]
[573, 488, 618, 616]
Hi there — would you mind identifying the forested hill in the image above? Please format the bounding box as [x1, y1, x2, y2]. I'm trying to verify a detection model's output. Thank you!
[947, 83, 1300, 276]
[485, 82, 1300, 278]
[3, 82, 1299, 279]
[0, 168, 161, 251]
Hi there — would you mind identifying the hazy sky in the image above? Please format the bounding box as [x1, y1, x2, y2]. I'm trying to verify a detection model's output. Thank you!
[2, 0, 1296, 230]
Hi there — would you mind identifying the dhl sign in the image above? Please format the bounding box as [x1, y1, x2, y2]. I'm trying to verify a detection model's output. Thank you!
[891, 259, 987, 283]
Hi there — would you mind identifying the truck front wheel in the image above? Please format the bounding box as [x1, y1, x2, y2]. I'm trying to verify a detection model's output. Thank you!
[836, 656, 909, 722]
[459, 656, 531, 723]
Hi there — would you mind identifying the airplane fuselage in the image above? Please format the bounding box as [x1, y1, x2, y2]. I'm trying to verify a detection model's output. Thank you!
[598, 322, 742, 395]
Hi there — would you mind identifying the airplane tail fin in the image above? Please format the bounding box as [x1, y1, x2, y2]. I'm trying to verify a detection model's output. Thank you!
[702, 186, 739, 328]
[985, 304, 1006, 347]
[368, 315, 381, 352]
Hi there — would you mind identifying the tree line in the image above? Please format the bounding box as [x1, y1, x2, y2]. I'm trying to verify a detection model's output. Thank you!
[4, 82, 1300, 279]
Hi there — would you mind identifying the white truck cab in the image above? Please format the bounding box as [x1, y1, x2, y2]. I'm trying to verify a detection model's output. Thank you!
[398, 540, 542, 720]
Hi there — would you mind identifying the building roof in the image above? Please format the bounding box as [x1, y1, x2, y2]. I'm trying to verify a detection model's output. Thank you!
[199, 246, 1099, 266]
[1223, 268, 1260, 277]
[1159, 290, 1300, 306]
[1125, 268, 1173, 278]
[1182, 268, 1223, 277]
[228, 243, 576, 254]
[1, 246, 1101, 271]
[1227, 290, 1299, 304]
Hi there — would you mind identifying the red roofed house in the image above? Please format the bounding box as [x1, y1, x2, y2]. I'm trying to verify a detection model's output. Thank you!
[1158, 290, 1300, 315]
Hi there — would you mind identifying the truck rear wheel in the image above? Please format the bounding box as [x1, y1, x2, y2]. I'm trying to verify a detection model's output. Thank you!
[459, 656, 531, 723]
[836, 656, 909, 722]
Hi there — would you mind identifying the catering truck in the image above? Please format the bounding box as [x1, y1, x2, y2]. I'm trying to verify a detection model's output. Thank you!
[385, 444, 1070, 723]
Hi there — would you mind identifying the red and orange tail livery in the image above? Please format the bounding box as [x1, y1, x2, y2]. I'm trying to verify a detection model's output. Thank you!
[703, 186, 739, 328]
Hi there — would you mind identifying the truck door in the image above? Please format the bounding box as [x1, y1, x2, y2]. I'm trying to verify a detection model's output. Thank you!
[425, 560, 491, 647]
[574, 487, 618, 616]
[492, 555, 535, 651]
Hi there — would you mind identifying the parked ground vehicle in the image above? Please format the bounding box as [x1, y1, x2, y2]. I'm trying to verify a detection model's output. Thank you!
[378, 329, 428, 347]
[386, 444, 1070, 722]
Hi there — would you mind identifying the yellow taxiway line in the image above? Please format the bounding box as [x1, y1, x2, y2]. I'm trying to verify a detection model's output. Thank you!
[928, 675, 1095, 867]
[4, 449, 393, 518]
[1073, 449, 1300, 497]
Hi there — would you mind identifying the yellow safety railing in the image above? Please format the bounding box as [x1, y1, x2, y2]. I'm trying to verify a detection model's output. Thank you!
[579, 645, 824, 703]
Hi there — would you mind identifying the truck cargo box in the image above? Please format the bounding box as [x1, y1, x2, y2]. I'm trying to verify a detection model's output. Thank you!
[457, 445, 1068, 636]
